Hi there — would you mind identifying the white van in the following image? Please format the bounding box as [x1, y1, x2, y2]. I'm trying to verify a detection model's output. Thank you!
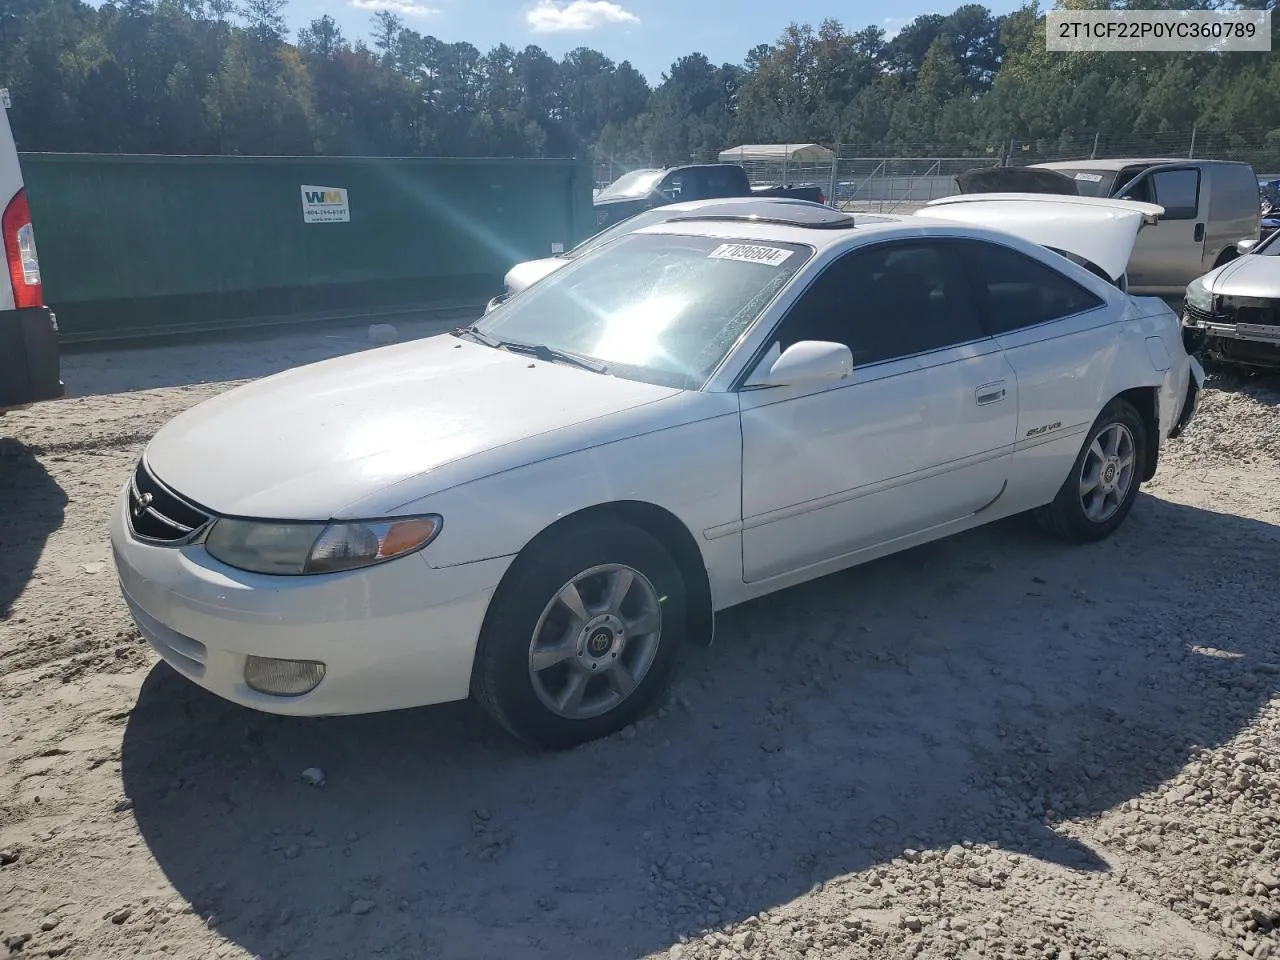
[0, 87, 61, 415]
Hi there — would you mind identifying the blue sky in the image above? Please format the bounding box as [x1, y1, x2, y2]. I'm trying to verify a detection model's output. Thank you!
[293, 0, 1028, 83]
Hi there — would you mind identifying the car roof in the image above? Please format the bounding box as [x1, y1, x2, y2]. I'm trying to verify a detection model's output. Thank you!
[655, 196, 829, 215]
[632, 212, 929, 252]
[1034, 158, 1249, 172]
[633, 207, 1134, 269]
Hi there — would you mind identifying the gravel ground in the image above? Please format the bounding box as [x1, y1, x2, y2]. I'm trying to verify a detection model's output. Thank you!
[1, 319, 1279, 960]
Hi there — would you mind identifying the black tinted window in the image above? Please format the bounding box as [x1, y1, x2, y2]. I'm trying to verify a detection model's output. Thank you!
[961, 241, 1105, 335]
[1151, 169, 1200, 220]
[775, 241, 987, 366]
[705, 166, 741, 196]
[659, 172, 685, 201]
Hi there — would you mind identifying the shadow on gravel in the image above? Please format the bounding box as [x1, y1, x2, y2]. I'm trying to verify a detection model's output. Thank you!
[121, 494, 1280, 960]
[0, 440, 67, 620]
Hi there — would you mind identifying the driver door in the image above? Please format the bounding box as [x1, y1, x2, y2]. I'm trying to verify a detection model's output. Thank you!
[737, 240, 1019, 583]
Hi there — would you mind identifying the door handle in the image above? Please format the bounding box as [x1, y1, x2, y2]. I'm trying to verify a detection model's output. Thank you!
[1194, 222, 1205, 242]
[976, 381, 1007, 405]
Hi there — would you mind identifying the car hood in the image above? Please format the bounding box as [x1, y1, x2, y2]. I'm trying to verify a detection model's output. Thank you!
[144, 334, 682, 520]
[1204, 254, 1280, 299]
[919, 193, 1165, 282]
[504, 256, 570, 296]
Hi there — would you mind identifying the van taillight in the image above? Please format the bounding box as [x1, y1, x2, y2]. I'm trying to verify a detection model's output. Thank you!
[2, 188, 42, 308]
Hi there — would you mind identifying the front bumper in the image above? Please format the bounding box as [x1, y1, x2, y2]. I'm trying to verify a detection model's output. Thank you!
[1183, 300, 1280, 368]
[109, 486, 511, 716]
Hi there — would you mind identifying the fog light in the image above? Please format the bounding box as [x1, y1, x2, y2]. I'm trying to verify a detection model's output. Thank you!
[243, 656, 326, 696]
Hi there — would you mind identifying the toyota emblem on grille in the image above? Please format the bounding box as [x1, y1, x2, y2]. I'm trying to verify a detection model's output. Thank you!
[132, 491, 154, 517]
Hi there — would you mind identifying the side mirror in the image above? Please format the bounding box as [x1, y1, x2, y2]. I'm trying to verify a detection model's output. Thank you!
[1236, 238, 1258, 255]
[750, 340, 853, 388]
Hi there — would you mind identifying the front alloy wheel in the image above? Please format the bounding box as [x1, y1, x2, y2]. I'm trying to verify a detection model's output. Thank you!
[472, 520, 686, 748]
[527, 564, 663, 720]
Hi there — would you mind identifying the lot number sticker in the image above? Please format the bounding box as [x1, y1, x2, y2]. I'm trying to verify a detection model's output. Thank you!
[708, 243, 793, 267]
[300, 185, 350, 224]
[1073, 173, 1104, 183]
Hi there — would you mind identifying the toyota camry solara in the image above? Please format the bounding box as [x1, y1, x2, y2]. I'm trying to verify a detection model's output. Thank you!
[111, 201, 1203, 748]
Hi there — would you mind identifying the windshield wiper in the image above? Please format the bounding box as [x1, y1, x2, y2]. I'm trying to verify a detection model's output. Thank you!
[453, 324, 501, 347]
[498, 340, 609, 374]
[453, 326, 607, 374]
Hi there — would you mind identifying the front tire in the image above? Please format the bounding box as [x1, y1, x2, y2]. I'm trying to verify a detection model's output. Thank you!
[471, 520, 686, 749]
[1035, 398, 1148, 543]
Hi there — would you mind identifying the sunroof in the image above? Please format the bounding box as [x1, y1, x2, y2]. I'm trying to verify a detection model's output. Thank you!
[666, 205, 859, 230]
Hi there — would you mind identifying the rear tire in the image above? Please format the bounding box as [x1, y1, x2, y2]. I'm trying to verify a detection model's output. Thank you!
[471, 520, 686, 749]
[1035, 398, 1147, 543]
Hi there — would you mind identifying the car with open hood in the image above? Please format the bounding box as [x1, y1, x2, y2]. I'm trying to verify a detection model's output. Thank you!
[1182, 226, 1280, 369]
[111, 201, 1202, 749]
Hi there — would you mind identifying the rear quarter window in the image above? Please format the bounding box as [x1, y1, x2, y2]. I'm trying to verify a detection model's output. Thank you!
[959, 240, 1106, 336]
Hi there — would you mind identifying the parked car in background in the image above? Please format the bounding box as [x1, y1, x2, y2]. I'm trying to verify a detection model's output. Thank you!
[489, 196, 834, 311]
[1182, 225, 1280, 369]
[0, 88, 61, 416]
[1029, 158, 1260, 295]
[112, 201, 1201, 749]
[593, 163, 825, 230]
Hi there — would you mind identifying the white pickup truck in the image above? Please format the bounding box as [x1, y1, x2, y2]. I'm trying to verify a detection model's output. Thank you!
[0, 87, 61, 415]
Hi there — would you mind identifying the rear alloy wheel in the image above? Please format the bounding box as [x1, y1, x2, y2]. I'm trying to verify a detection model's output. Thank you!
[471, 521, 685, 748]
[1035, 398, 1147, 543]
[1078, 422, 1136, 524]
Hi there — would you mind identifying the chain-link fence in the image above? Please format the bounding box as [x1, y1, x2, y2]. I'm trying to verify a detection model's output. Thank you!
[592, 126, 1280, 212]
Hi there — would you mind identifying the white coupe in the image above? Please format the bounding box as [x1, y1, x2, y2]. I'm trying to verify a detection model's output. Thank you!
[110, 198, 1203, 748]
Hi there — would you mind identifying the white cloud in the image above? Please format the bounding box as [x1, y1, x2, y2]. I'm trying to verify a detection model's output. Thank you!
[882, 16, 911, 40]
[350, 0, 440, 18]
[526, 0, 639, 34]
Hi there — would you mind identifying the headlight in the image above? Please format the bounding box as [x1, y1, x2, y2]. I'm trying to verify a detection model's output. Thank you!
[1185, 276, 1213, 313]
[204, 515, 442, 575]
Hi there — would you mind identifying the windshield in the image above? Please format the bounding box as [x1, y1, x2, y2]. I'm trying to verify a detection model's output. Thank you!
[473, 232, 811, 390]
[595, 169, 664, 202]
[1255, 229, 1280, 256]
[1050, 169, 1118, 198]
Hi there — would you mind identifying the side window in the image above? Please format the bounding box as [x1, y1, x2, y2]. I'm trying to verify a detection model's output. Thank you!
[1120, 176, 1154, 205]
[1114, 165, 1153, 201]
[1151, 169, 1201, 220]
[961, 240, 1105, 336]
[658, 172, 684, 201]
[704, 166, 737, 196]
[774, 241, 987, 367]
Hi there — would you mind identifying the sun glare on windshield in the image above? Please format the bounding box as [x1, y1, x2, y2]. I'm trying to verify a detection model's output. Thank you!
[591, 293, 691, 366]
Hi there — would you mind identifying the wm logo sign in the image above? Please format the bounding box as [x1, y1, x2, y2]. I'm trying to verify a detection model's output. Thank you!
[300, 184, 350, 223]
